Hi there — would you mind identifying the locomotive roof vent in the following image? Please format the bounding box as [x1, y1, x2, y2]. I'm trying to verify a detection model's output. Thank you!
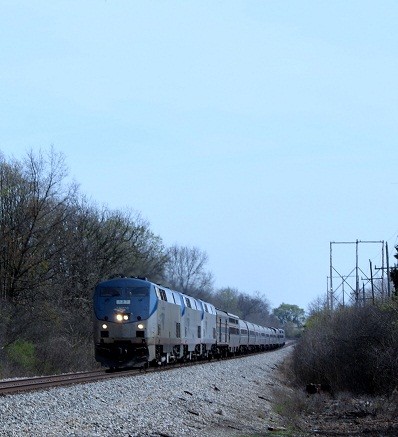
[130, 276, 148, 281]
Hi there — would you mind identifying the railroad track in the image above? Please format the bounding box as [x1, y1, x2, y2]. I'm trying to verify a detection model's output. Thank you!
[0, 361, 195, 396]
[0, 368, 141, 396]
[0, 344, 293, 397]
[0, 361, 201, 397]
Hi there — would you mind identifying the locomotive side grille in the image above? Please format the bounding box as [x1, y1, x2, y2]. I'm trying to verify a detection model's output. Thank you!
[176, 322, 181, 338]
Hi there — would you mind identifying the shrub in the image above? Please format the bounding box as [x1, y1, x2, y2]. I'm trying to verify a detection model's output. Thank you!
[292, 302, 398, 395]
[35, 336, 98, 374]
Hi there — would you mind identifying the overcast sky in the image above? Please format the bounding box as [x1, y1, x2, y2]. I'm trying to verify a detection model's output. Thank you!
[1, 1, 397, 310]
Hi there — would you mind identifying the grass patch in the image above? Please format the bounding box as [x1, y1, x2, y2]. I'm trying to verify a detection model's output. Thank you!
[6, 339, 37, 372]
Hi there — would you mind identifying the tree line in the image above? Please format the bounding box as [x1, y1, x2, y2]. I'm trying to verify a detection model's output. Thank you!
[0, 148, 284, 377]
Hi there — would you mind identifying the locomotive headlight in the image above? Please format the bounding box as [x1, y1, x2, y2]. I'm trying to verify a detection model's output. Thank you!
[116, 313, 130, 322]
[137, 323, 144, 330]
[101, 324, 108, 330]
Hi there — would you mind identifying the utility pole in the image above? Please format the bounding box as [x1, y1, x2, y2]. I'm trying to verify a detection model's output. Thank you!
[369, 259, 375, 304]
[329, 243, 333, 311]
[329, 240, 384, 309]
[326, 276, 330, 310]
[387, 242, 391, 297]
[355, 240, 359, 303]
[375, 241, 391, 299]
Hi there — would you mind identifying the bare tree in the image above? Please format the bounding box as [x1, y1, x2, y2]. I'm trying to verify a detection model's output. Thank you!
[211, 287, 240, 313]
[122, 211, 168, 283]
[0, 148, 77, 302]
[211, 287, 273, 325]
[237, 291, 272, 325]
[307, 295, 328, 317]
[164, 244, 214, 298]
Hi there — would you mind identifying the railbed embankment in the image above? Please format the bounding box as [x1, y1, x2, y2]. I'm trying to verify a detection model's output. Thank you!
[0, 345, 293, 436]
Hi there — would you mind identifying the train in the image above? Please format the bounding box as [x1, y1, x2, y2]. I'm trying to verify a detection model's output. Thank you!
[93, 276, 285, 369]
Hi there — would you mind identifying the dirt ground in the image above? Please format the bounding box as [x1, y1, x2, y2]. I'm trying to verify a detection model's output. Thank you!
[273, 373, 398, 436]
[295, 394, 398, 436]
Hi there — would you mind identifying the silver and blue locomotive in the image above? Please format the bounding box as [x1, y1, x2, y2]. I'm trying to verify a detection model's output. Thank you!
[93, 276, 285, 369]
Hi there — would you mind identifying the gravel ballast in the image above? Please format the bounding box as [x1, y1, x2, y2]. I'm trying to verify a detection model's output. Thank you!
[0, 346, 292, 436]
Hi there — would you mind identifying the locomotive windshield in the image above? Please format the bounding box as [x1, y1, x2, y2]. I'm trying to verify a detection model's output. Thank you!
[100, 287, 122, 297]
[99, 286, 149, 298]
[126, 287, 148, 297]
